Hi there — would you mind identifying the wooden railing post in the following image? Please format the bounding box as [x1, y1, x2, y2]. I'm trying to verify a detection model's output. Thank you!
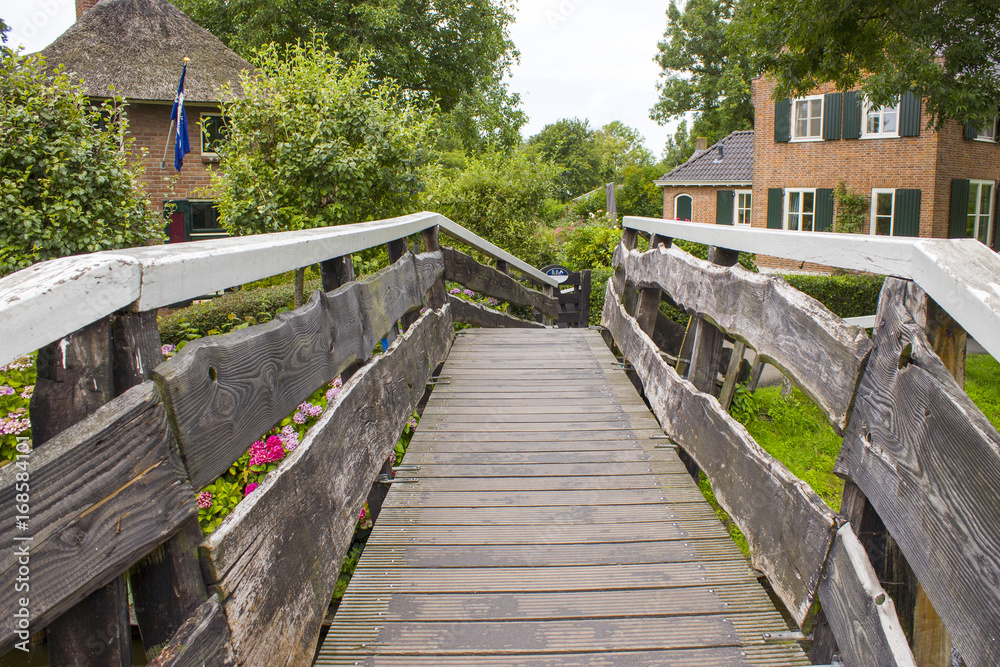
[320, 255, 355, 293]
[617, 228, 640, 316]
[31, 318, 133, 666]
[634, 234, 671, 336]
[421, 226, 447, 310]
[686, 246, 739, 395]
[387, 238, 412, 336]
[113, 311, 211, 661]
[542, 285, 557, 326]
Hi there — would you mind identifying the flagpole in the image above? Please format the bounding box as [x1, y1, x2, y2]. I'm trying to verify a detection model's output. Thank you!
[160, 120, 175, 169]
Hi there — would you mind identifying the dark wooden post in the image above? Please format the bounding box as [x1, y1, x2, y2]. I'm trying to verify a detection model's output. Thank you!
[542, 285, 557, 326]
[320, 255, 355, 293]
[31, 318, 133, 666]
[617, 228, 639, 316]
[386, 238, 411, 336]
[634, 234, 671, 336]
[687, 247, 739, 395]
[421, 226, 447, 310]
[114, 311, 210, 660]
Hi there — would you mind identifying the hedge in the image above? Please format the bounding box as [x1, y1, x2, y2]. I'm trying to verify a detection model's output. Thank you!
[158, 279, 322, 345]
[781, 274, 885, 319]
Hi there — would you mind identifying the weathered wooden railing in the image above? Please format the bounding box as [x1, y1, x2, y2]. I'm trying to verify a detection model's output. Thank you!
[0, 211, 558, 664]
[606, 216, 1000, 667]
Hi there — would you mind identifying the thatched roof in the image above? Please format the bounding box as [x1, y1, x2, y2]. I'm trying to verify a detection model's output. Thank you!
[38, 0, 251, 103]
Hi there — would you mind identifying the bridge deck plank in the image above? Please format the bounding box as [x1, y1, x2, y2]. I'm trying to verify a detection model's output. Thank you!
[317, 330, 808, 666]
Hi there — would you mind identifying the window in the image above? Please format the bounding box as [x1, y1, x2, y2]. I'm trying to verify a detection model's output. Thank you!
[784, 189, 816, 230]
[863, 102, 899, 138]
[967, 180, 995, 244]
[976, 120, 998, 142]
[734, 190, 752, 225]
[674, 194, 692, 221]
[792, 96, 823, 140]
[200, 113, 228, 155]
[870, 189, 896, 235]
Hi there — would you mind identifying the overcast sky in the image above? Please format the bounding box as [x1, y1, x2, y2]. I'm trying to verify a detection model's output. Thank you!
[5, 0, 677, 155]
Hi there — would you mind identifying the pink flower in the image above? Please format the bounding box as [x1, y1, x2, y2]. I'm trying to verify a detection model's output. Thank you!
[463, 289, 475, 297]
[293, 411, 307, 424]
[407, 417, 418, 430]
[333, 377, 343, 389]
[486, 297, 498, 307]
[0, 386, 14, 396]
[326, 386, 340, 402]
[245, 482, 259, 496]
[248, 436, 285, 466]
[449, 287, 461, 295]
[197, 491, 212, 509]
[20, 386, 33, 400]
[359, 507, 367, 522]
[161, 344, 177, 357]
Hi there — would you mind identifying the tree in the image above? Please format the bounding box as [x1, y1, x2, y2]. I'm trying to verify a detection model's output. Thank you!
[212, 37, 436, 304]
[650, 0, 753, 162]
[174, 0, 524, 151]
[527, 118, 603, 202]
[0, 28, 159, 276]
[737, 0, 1000, 128]
[593, 121, 654, 183]
[425, 150, 558, 267]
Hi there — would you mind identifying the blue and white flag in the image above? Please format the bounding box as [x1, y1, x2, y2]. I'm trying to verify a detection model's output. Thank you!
[170, 63, 190, 171]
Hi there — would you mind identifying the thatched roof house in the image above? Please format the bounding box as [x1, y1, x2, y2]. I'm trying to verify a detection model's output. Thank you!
[39, 0, 251, 103]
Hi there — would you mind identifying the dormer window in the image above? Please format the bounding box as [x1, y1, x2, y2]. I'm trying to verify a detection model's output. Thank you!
[791, 96, 823, 141]
[863, 102, 899, 138]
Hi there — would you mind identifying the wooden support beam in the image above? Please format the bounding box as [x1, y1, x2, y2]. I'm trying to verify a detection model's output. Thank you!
[634, 234, 669, 335]
[111, 312, 211, 661]
[686, 247, 738, 396]
[718, 341, 746, 411]
[421, 226, 447, 310]
[387, 238, 410, 335]
[542, 285, 557, 326]
[442, 247, 558, 316]
[29, 318, 133, 666]
[320, 254, 362, 382]
[448, 295, 546, 329]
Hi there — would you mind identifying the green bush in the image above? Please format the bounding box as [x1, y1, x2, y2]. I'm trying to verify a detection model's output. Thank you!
[158, 280, 322, 345]
[588, 266, 614, 326]
[781, 274, 885, 318]
[558, 224, 622, 271]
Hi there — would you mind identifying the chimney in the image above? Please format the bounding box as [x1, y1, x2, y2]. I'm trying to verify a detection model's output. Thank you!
[77, 0, 101, 21]
[696, 137, 708, 152]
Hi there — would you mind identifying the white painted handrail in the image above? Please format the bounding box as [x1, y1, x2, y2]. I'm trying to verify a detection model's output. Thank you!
[0, 212, 556, 366]
[624, 216, 1000, 361]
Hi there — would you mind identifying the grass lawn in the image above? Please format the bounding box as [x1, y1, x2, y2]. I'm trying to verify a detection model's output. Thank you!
[966, 354, 1000, 431]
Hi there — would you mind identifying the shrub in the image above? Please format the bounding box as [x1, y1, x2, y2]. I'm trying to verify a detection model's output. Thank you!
[157, 280, 322, 344]
[588, 266, 614, 326]
[558, 224, 622, 271]
[834, 182, 866, 234]
[781, 274, 885, 318]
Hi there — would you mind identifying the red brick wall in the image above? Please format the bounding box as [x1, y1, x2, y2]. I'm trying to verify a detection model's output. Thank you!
[660, 186, 727, 223]
[125, 102, 222, 213]
[932, 121, 1000, 242]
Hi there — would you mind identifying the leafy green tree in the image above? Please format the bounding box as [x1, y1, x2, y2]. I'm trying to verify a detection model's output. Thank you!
[593, 121, 654, 183]
[737, 0, 1000, 128]
[174, 0, 524, 151]
[212, 37, 436, 303]
[527, 118, 603, 202]
[0, 28, 159, 276]
[650, 0, 753, 163]
[660, 120, 696, 169]
[425, 150, 558, 267]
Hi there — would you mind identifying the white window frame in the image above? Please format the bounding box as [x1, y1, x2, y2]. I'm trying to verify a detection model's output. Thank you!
[862, 101, 900, 139]
[790, 95, 824, 142]
[784, 188, 818, 231]
[968, 179, 996, 244]
[975, 119, 998, 143]
[674, 194, 693, 221]
[734, 190, 752, 226]
[200, 112, 226, 157]
[869, 188, 896, 236]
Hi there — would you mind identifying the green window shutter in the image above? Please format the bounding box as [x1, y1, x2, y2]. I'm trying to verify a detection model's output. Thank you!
[842, 91, 862, 140]
[767, 188, 784, 228]
[893, 189, 921, 237]
[815, 189, 834, 231]
[949, 179, 971, 238]
[775, 99, 791, 143]
[716, 190, 735, 225]
[899, 92, 921, 137]
[964, 123, 978, 140]
[823, 93, 842, 140]
[675, 195, 692, 221]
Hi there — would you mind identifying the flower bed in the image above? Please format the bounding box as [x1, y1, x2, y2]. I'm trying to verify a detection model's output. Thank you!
[0, 355, 34, 465]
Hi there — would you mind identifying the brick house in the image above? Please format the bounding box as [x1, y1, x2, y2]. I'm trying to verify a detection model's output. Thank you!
[659, 78, 1000, 270]
[655, 130, 754, 227]
[39, 0, 252, 243]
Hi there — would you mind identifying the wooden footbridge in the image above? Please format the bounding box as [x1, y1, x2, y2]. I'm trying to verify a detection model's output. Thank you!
[1, 212, 999, 667]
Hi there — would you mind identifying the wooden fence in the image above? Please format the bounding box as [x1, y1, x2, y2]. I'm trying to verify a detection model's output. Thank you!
[0, 212, 558, 665]
[606, 217, 1000, 667]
